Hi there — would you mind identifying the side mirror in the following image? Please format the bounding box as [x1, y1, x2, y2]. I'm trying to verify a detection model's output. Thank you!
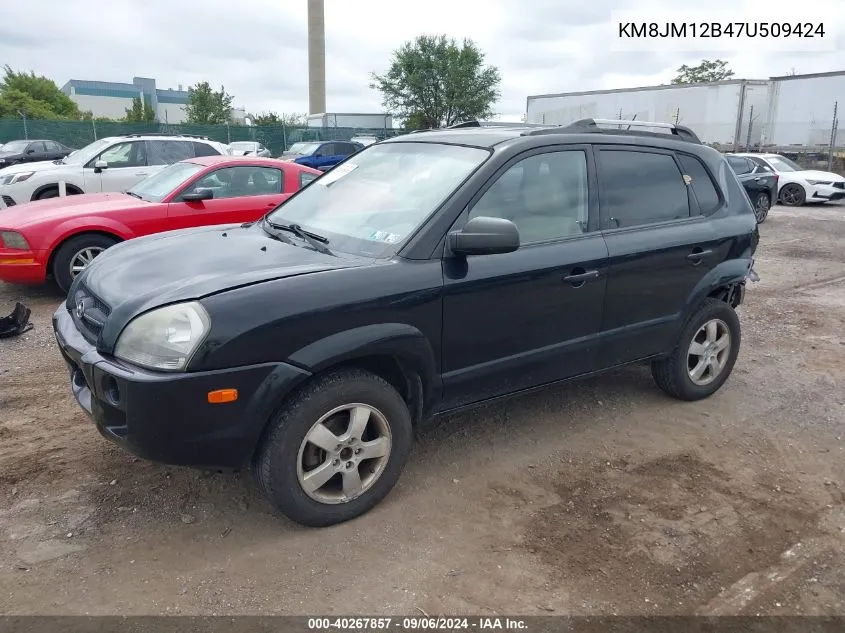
[93, 160, 108, 173]
[448, 216, 519, 257]
[182, 188, 214, 202]
[26, 148, 36, 155]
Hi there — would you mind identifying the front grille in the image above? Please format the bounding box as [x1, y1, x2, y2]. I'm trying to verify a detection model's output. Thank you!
[70, 284, 111, 344]
[833, 182, 844, 190]
[1, 195, 15, 207]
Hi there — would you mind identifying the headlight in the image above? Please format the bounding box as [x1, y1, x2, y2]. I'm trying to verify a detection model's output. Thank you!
[0, 231, 30, 250]
[0, 171, 34, 186]
[114, 302, 210, 372]
[806, 180, 832, 186]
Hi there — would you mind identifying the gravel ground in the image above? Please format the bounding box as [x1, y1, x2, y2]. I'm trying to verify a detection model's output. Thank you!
[0, 203, 843, 616]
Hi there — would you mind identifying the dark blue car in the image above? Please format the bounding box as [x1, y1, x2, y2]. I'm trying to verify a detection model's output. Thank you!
[278, 140, 363, 171]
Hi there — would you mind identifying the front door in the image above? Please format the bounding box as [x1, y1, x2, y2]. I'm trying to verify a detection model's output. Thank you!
[86, 140, 150, 193]
[440, 146, 609, 410]
[594, 146, 722, 368]
[167, 165, 286, 230]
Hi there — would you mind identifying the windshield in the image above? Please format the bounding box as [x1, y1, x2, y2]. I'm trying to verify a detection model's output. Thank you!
[767, 156, 802, 172]
[0, 140, 30, 153]
[266, 141, 489, 257]
[230, 142, 258, 151]
[126, 161, 205, 202]
[61, 138, 113, 165]
[286, 142, 321, 155]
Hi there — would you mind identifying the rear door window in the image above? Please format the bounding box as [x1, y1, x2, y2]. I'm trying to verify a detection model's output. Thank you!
[147, 140, 195, 165]
[597, 149, 691, 228]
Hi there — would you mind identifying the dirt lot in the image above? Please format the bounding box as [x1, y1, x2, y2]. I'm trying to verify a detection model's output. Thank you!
[0, 203, 843, 616]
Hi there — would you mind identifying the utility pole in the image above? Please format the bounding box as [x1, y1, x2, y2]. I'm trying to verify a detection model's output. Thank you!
[828, 101, 838, 172]
[18, 110, 28, 140]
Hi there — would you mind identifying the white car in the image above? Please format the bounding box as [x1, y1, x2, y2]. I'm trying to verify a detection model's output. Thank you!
[731, 152, 845, 207]
[228, 141, 271, 157]
[349, 135, 379, 147]
[0, 134, 229, 208]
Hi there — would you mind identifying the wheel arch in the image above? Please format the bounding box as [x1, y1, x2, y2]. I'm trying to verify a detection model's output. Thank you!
[30, 182, 84, 201]
[45, 229, 125, 279]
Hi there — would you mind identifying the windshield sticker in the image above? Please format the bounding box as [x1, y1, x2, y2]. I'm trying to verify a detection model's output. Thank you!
[368, 230, 400, 243]
[317, 162, 358, 186]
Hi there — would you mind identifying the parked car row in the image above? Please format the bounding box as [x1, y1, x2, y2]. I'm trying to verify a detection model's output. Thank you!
[0, 155, 320, 291]
[725, 151, 845, 222]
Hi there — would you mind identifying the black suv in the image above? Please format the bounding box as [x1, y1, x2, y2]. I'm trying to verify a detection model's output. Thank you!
[52, 118, 759, 527]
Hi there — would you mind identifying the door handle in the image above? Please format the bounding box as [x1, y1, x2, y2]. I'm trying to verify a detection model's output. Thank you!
[687, 248, 713, 262]
[563, 269, 600, 285]
[135, 172, 149, 177]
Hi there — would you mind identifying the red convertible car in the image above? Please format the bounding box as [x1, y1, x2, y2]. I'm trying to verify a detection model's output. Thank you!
[0, 156, 321, 292]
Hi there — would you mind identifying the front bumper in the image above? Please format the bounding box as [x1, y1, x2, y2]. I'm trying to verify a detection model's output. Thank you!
[52, 306, 311, 470]
[0, 249, 46, 284]
[809, 183, 845, 201]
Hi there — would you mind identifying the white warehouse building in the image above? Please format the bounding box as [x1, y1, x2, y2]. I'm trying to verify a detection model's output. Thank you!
[526, 70, 845, 150]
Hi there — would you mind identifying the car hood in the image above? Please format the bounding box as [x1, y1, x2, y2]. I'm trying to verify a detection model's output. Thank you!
[72, 223, 367, 337]
[793, 170, 845, 182]
[0, 159, 69, 176]
[0, 151, 22, 158]
[0, 193, 144, 229]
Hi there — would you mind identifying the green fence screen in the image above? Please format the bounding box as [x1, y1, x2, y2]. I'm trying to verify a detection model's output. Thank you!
[0, 119, 411, 156]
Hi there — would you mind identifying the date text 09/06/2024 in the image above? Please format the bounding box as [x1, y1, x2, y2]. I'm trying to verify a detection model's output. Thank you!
[307, 617, 528, 630]
[618, 22, 826, 38]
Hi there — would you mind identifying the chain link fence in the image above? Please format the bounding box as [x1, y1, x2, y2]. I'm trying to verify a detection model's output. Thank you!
[0, 119, 411, 156]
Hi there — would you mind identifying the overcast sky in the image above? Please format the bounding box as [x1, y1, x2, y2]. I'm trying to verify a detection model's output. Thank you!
[1, 0, 843, 121]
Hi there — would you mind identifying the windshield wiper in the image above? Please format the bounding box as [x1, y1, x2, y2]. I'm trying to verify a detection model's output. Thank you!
[125, 191, 143, 199]
[265, 220, 334, 255]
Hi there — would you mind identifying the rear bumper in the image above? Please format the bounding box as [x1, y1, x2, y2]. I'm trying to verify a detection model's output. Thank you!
[52, 305, 311, 470]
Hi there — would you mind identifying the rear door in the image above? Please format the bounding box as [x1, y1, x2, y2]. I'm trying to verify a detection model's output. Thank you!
[316, 143, 339, 170]
[167, 165, 285, 230]
[440, 146, 609, 409]
[595, 146, 721, 367]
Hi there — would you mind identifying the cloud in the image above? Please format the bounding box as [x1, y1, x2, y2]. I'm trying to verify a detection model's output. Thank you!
[0, 0, 842, 123]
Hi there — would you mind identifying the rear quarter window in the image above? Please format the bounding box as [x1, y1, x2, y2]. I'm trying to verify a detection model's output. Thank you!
[299, 171, 318, 188]
[676, 154, 722, 215]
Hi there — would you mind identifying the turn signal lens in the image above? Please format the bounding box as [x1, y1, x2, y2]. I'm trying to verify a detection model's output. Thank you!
[208, 389, 238, 404]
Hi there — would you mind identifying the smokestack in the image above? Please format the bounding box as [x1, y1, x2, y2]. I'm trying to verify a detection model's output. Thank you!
[307, 0, 326, 115]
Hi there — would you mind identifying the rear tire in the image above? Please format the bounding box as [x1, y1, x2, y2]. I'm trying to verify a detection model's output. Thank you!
[52, 234, 118, 293]
[754, 192, 770, 223]
[651, 298, 741, 401]
[253, 368, 413, 527]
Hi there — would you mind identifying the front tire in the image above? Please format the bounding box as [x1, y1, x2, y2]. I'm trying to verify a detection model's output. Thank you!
[651, 298, 741, 401]
[779, 183, 806, 207]
[52, 234, 118, 293]
[253, 368, 413, 527]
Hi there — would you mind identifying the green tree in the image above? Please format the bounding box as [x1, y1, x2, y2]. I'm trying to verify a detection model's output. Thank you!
[185, 81, 234, 124]
[124, 96, 156, 122]
[671, 59, 735, 84]
[370, 35, 501, 128]
[0, 66, 83, 119]
[248, 111, 307, 126]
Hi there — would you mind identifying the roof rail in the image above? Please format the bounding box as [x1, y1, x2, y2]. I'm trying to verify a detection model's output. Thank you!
[121, 133, 212, 140]
[522, 118, 702, 143]
[447, 120, 550, 129]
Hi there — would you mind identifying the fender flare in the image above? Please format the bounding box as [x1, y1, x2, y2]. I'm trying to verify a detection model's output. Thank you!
[287, 323, 441, 408]
[682, 258, 751, 324]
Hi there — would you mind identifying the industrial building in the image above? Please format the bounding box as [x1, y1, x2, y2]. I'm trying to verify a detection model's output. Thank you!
[60, 76, 248, 124]
[61, 76, 191, 123]
[526, 70, 844, 151]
